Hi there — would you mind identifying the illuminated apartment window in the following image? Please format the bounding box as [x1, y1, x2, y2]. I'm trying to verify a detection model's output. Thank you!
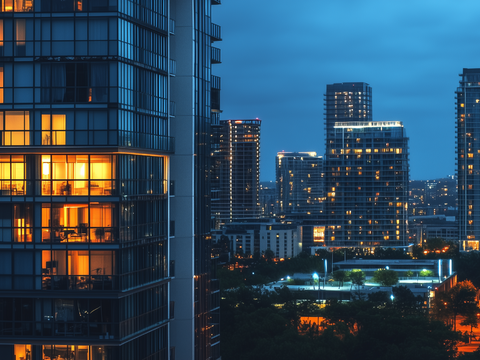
[42, 202, 116, 243]
[41, 250, 115, 290]
[42, 114, 66, 145]
[1, 0, 13, 11]
[14, 203, 32, 242]
[41, 155, 86, 196]
[14, 344, 31, 359]
[1, 0, 33, 11]
[90, 155, 115, 195]
[0, 67, 3, 103]
[0, 111, 30, 145]
[41, 155, 115, 196]
[0, 155, 25, 195]
[42, 346, 101, 360]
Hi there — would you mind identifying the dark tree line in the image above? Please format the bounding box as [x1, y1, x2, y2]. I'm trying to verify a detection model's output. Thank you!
[221, 285, 473, 360]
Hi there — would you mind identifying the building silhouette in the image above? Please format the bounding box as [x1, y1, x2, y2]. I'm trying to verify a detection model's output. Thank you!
[212, 119, 261, 228]
[0, 1, 221, 359]
[457, 68, 480, 252]
[275, 151, 324, 217]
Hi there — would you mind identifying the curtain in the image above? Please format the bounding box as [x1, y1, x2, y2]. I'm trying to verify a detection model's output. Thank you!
[51, 64, 66, 102]
[91, 64, 108, 102]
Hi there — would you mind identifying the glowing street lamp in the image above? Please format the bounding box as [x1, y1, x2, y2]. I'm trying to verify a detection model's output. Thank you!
[312, 272, 320, 301]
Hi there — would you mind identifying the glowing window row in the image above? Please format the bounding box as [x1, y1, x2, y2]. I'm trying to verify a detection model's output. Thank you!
[15, 344, 109, 360]
[3, 202, 116, 243]
[41, 155, 115, 196]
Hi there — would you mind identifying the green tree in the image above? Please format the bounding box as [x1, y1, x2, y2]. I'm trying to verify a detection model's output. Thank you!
[264, 249, 275, 262]
[404, 270, 414, 278]
[332, 270, 349, 288]
[425, 237, 448, 251]
[419, 269, 434, 277]
[392, 286, 424, 314]
[372, 269, 399, 286]
[349, 270, 366, 289]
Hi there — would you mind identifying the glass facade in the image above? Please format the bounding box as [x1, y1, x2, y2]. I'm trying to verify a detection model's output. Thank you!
[0, 0, 220, 359]
[275, 151, 324, 217]
[324, 82, 372, 131]
[457, 68, 480, 251]
[211, 120, 261, 228]
[324, 121, 410, 248]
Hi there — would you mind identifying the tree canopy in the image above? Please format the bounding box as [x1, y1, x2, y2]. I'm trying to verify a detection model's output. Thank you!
[349, 270, 366, 288]
[372, 269, 399, 286]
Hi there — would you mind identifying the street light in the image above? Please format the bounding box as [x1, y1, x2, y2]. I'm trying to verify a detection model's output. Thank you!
[312, 272, 320, 302]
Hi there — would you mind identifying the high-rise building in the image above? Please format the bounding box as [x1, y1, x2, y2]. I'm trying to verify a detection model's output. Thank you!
[0, 1, 221, 359]
[259, 181, 276, 217]
[275, 151, 324, 217]
[457, 68, 480, 252]
[324, 121, 410, 248]
[324, 82, 372, 131]
[211, 119, 261, 228]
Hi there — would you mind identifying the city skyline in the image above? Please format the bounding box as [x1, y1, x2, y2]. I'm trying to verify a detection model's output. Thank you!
[213, 0, 480, 182]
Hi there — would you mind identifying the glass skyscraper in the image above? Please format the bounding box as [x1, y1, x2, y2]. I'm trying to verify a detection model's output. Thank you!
[275, 151, 324, 217]
[211, 119, 261, 228]
[457, 68, 480, 252]
[0, 0, 221, 359]
[324, 82, 372, 131]
[324, 121, 409, 248]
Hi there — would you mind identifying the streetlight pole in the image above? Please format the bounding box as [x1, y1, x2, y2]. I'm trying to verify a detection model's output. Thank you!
[312, 272, 319, 302]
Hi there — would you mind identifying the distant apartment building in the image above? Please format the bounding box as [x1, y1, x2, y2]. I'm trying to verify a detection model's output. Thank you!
[275, 151, 324, 217]
[409, 215, 458, 245]
[213, 219, 300, 258]
[211, 119, 261, 228]
[409, 176, 457, 217]
[457, 68, 480, 251]
[324, 82, 372, 132]
[324, 121, 410, 248]
[259, 181, 276, 217]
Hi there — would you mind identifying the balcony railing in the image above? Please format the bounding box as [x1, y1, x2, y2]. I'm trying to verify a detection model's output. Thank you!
[211, 75, 221, 90]
[169, 59, 176, 76]
[211, 23, 221, 41]
[211, 46, 221, 64]
[119, 131, 174, 153]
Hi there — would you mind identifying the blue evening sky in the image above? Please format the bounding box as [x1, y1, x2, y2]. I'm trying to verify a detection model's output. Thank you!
[213, 0, 480, 181]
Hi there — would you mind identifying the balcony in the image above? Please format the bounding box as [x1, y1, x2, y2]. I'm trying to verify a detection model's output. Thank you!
[169, 59, 176, 76]
[211, 75, 221, 90]
[211, 46, 221, 64]
[211, 23, 222, 41]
